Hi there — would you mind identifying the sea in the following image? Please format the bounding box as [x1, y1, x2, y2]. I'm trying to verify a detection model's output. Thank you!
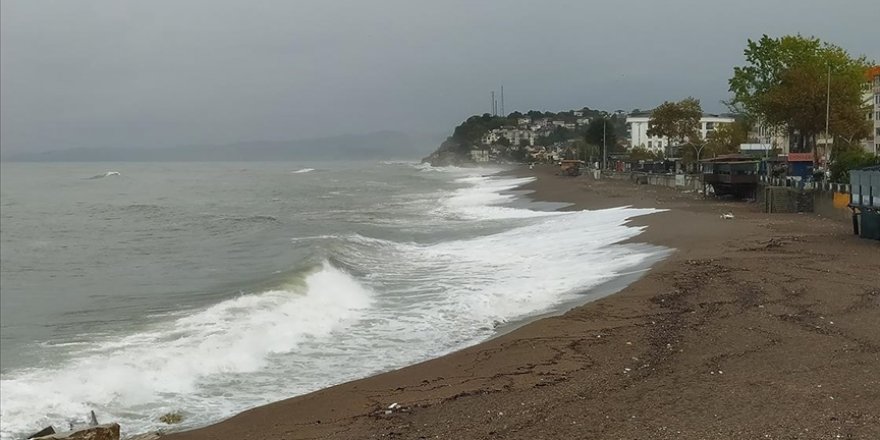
[0, 161, 667, 439]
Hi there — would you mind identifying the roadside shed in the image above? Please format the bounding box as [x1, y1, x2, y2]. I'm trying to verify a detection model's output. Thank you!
[700, 154, 759, 198]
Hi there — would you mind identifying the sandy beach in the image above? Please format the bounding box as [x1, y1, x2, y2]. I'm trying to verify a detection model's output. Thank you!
[166, 165, 879, 440]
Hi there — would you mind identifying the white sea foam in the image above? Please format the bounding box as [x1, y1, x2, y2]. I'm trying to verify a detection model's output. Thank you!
[438, 175, 560, 220]
[411, 162, 477, 173]
[290, 168, 315, 174]
[427, 207, 660, 321]
[0, 263, 372, 438]
[325, 173, 665, 368]
[340, 206, 662, 329]
[0, 171, 666, 440]
[86, 171, 121, 180]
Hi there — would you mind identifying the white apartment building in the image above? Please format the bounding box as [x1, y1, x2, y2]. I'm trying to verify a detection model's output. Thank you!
[482, 126, 536, 146]
[744, 122, 792, 155]
[627, 112, 736, 154]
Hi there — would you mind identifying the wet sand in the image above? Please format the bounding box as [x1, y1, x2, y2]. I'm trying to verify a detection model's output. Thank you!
[165, 164, 879, 440]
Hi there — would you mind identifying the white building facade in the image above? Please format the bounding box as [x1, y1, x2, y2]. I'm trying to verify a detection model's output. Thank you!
[627, 113, 736, 155]
[482, 126, 536, 146]
[743, 122, 792, 156]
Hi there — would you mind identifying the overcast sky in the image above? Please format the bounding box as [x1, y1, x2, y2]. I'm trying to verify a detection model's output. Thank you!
[2, 0, 878, 153]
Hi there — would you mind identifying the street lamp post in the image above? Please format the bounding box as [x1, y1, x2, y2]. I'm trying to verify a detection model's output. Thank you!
[822, 63, 831, 171]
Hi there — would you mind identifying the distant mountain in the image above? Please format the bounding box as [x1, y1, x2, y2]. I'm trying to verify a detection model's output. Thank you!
[2, 131, 443, 162]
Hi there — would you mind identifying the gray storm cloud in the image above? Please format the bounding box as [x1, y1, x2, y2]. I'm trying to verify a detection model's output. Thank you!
[1, 0, 878, 154]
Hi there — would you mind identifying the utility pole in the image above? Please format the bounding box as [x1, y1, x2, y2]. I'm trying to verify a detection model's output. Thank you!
[824, 63, 831, 167]
[764, 124, 770, 176]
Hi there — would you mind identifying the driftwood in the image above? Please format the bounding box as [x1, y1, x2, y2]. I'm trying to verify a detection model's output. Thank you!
[27, 426, 55, 439]
[31, 423, 120, 440]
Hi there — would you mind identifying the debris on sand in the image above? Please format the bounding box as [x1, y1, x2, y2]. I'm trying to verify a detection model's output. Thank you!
[159, 412, 183, 425]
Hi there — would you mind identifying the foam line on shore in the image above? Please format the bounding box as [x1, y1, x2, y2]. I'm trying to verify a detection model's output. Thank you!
[0, 166, 667, 439]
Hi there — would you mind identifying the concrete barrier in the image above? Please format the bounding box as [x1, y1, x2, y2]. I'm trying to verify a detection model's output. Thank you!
[812, 191, 853, 220]
[613, 171, 857, 224]
[757, 186, 813, 213]
[757, 183, 853, 222]
[624, 172, 702, 192]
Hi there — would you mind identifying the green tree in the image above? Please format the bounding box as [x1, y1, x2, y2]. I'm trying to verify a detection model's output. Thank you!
[628, 146, 658, 161]
[727, 34, 872, 154]
[526, 110, 548, 119]
[585, 117, 617, 149]
[705, 121, 749, 157]
[584, 117, 618, 164]
[762, 63, 870, 151]
[608, 114, 628, 148]
[572, 139, 599, 162]
[536, 127, 576, 146]
[497, 136, 511, 147]
[451, 113, 507, 144]
[647, 97, 703, 161]
[828, 144, 879, 183]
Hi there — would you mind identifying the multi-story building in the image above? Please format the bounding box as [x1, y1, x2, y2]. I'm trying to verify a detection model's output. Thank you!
[626, 111, 736, 155]
[482, 126, 536, 147]
[743, 122, 791, 156]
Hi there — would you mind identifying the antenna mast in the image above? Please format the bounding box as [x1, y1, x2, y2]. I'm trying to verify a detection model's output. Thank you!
[500, 85, 505, 116]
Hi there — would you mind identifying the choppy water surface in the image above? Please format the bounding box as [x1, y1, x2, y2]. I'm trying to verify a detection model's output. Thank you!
[0, 161, 665, 438]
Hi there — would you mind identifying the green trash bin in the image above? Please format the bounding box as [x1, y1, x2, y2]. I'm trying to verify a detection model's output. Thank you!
[859, 210, 880, 240]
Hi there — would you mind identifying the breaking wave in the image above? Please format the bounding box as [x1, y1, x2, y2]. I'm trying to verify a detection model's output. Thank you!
[0, 169, 666, 439]
[0, 263, 373, 438]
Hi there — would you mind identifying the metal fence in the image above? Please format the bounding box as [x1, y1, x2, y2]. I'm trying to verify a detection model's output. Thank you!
[760, 175, 853, 193]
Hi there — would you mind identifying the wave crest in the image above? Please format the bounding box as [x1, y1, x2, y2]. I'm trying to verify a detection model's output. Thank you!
[0, 262, 372, 438]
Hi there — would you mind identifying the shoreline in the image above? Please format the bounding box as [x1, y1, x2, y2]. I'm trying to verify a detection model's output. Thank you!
[490, 244, 669, 341]
[164, 164, 879, 440]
